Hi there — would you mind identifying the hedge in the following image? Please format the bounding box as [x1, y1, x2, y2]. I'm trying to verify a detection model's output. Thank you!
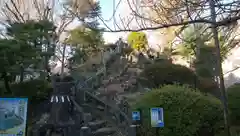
[0, 79, 52, 107]
[227, 84, 240, 126]
[132, 85, 224, 136]
[11, 80, 52, 101]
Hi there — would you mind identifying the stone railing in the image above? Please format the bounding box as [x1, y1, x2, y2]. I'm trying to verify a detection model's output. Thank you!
[73, 45, 132, 134]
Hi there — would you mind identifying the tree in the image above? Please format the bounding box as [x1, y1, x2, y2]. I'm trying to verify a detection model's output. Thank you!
[96, 0, 239, 32]
[0, 39, 20, 93]
[0, 20, 56, 93]
[9, 20, 56, 79]
[175, 24, 238, 79]
[63, 0, 98, 18]
[67, 26, 104, 62]
[0, 0, 77, 79]
[63, 0, 101, 28]
[65, 0, 103, 67]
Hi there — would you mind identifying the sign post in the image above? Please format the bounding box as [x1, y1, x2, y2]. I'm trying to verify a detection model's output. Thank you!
[130, 110, 142, 136]
[150, 107, 164, 136]
[132, 111, 141, 122]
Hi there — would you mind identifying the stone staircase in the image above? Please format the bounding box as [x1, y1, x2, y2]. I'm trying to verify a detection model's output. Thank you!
[71, 47, 133, 136]
[30, 45, 138, 136]
[74, 57, 147, 136]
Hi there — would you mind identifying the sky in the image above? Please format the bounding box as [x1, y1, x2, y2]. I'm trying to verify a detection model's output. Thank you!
[99, 0, 130, 43]
[0, 0, 159, 45]
[98, 0, 162, 48]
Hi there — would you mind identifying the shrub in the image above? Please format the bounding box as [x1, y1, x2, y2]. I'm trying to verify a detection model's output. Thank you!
[132, 85, 224, 136]
[10, 79, 52, 104]
[227, 84, 240, 126]
[139, 63, 198, 88]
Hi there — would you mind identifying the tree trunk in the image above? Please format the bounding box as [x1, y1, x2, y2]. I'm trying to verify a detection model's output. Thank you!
[195, 25, 201, 64]
[20, 64, 24, 82]
[2, 71, 11, 94]
[45, 56, 50, 81]
[209, 0, 231, 135]
[61, 44, 66, 79]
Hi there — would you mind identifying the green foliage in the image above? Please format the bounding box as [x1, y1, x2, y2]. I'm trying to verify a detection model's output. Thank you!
[132, 85, 224, 136]
[0, 39, 20, 72]
[139, 62, 220, 97]
[0, 20, 56, 94]
[227, 84, 240, 126]
[67, 26, 104, 47]
[64, 1, 103, 66]
[139, 62, 197, 88]
[0, 79, 52, 109]
[0, 20, 56, 82]
[11, 79, 52, 103]
[67, 26, 104, 62]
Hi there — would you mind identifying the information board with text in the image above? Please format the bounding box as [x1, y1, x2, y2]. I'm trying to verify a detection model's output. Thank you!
[0, 98, 28, 136]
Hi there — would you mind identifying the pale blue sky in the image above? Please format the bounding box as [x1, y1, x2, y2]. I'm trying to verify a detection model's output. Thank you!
[99, 0, 127, 43]
[99, 0, 120, 30]
[100, 0, 114, 20]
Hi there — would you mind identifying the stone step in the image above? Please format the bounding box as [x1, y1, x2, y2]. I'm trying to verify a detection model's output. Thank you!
[82, 103, 105, 112]
[96, 105, 105, 111]
[88, 120, 107, 131]
[83, 113, 93, 123]
[93, 127, 117, 136]
[102, 80, 109, 85]
[97, 87, 105, 92]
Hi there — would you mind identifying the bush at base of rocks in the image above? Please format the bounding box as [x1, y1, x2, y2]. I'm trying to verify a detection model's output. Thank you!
[138, 62, 221, 97]
[139, 63, 198, 88]
[132, 85, 224, 136]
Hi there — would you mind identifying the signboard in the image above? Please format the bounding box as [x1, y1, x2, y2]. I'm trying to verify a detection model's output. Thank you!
[0, 98, 28, 136]
[150, 107, 164, 127]
[132, 111, 141, 121]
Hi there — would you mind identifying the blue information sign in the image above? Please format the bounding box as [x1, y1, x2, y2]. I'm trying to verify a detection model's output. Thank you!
[0, 98, 28, 136]
[132, 111, 141, 121]
[150, 107, 164, 127]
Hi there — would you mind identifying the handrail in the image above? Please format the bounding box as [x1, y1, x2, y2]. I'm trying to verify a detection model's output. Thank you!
[73, 46, 131, 126]
[84, 91, 131, 124]
[76, 46, 119, 88]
